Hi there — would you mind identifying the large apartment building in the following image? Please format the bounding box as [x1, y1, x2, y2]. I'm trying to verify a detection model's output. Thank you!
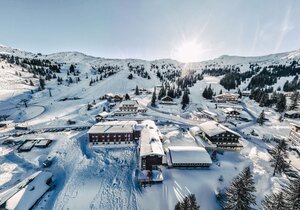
[87, 121, 141, 145]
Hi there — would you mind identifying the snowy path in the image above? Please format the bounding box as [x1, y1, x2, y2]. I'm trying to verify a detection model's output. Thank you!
[53, 146, 138, 210]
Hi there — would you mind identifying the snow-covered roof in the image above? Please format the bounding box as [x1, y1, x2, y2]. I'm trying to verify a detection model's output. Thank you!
[5, 171, 53, 210]
[120, 100, 138, 106]
[161, 96, 173, 101]
[223, 108, 240, 114]
[291, 122, 300, 128]
[202, 110, 217, 117]
[198, 121, 241, 137]
[0, 120, 14, 124]
[88, 121, 137, 134]
[97, 111, 110, 117]
[169, 146, 212, 165]
[140, 120, 164, 157]
[215, 93, 239, 98]
[285, 110, 300, 115]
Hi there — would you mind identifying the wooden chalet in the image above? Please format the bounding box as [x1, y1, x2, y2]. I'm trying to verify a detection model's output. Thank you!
[198, 121, 242, 150]
[285, 110, 300, 119]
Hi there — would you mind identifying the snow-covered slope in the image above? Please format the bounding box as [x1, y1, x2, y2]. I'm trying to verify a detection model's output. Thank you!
[184, 49, 300, 72]
[1, 44, 300, 74]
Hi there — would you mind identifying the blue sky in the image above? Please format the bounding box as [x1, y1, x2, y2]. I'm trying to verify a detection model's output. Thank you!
[0, 0, 300, 62]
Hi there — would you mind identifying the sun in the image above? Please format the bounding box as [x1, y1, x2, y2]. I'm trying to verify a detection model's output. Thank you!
[172, 39, 204, 63]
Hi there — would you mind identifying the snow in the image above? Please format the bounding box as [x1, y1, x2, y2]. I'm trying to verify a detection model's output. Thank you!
[0, 44, 299, 210]
[285, 110, 300, 115]
[199, 120, 241, 137]
[5, 171, 52, 210]
[168, 146, 212, 165]
[140, 120, 164, 157]
[87, 120, 137, 134]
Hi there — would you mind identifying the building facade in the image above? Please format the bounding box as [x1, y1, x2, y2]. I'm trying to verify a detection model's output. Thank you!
[214, 93, 239, 103]
[285, 111, 300, 119]
[88, 121, 140, 145]
[198, 121, 242, 150]
[289, 123, 300, 146]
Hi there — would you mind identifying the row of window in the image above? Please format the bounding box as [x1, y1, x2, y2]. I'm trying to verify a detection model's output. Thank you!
[92, 141, 133, 145]
[91, 134, 131, 138]
[213, 137, 239, 142]
[172, 163, 210, 166]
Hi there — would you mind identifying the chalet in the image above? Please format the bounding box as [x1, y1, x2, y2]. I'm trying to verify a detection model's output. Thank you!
[113, 94, 123, 102]
[138, 120, 164, 183]
[95, 111, 112, 122]
[242, 90, 251, 97]
[198, 121, 242, 150]
[103, 93, 123, 102]
[114, 100, 147, 116]
[223, 108, 240, 118]
[168, 146, 212, 168]
[87, 121, 140, 145]
[284, 110, 300, 119]
[15, 125, 28, 130]
[119, 100, 139, 112]
[283, 92, 294, 97]
[103, 93, 114, 100]
[288, 123, 300, 146]
[214, 93, 239, 103]
[159, 96, 177, 105]
[0, 120, 12, 129]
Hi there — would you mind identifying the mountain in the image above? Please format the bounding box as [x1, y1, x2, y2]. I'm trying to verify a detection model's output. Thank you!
[1, 44, 300, 101]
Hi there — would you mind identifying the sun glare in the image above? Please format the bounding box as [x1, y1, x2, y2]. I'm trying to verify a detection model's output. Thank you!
[172, 40, 204, 63]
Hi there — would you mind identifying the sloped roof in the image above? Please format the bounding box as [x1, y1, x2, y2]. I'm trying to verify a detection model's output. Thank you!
[88, 121, 137, 134]
[169, 146, 212, 165]
[120, 100, 138, 106]
[198, 121, 241, 137]
[223, 107, 240, 114]
[140, 120, 164, 157]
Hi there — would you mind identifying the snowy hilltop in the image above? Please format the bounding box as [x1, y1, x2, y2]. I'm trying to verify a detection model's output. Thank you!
[0, 44, 300, 210]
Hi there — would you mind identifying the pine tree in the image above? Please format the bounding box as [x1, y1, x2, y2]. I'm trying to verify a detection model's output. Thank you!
[174, 194, 200, 210]
[181, 89, 190, 109]
[202, 87, 208, 99]
[151, 87, 156, 107]
[128, 73, 133, 79]
[188, 194, 200, 210]
[29, 79, 34, 86]
[259, 92, 269, 107]
[49, 89, 52, 97]
[269, 139, 290, 176]
[158, 85, 166, 100]
[69, 64, 75, 73]
[125, 93, 130, 100]
[135, 85, 139, 95]
[224, 166, 256, 210]
[290, 91, 299, 110]
[39, 77, 45, 90]
[276, 94, 286, 112]
[257, 110, 265, 126]
[261, 191, 287, 210]
[284, 178, 300, 210]
[87, 103, 92, 111]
